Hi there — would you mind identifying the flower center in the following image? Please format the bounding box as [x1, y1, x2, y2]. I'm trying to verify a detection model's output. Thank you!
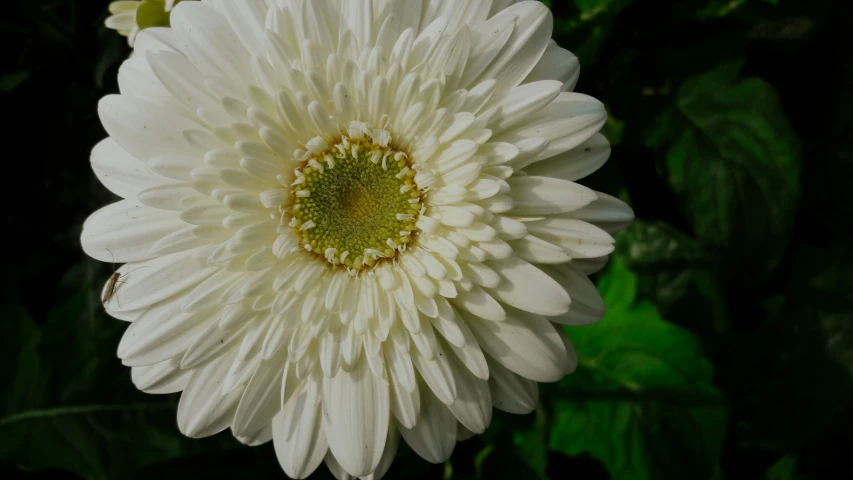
[289, 130, 422, 271]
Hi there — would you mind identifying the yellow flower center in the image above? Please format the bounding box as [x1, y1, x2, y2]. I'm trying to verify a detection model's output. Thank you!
[289, 136, 422, 271]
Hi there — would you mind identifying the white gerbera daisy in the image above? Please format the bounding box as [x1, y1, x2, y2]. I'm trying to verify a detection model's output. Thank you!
[83, 0, 634, 478]
[104, 0, 180, 46]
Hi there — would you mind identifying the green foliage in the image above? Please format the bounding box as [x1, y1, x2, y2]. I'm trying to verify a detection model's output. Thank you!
[0, 270, 237, 479]
[646, 62, 802, 280]
[617, 220, 729, 342]
[765, 455, 802, 480]
[0, 71, 29, 93]
[549, 258, 727, 479]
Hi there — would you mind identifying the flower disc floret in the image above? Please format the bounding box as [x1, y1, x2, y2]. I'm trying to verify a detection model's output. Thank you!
[289, 132, 422, 271]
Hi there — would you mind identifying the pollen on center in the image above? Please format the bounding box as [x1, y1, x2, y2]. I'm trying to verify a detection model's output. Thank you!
[288, 122, 424, 271]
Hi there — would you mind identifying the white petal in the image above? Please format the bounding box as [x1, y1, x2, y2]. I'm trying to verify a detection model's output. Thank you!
[134, 27, 181, 55]
[510, 236, 571, 265]
[180, 320, 246, 369]
[451, 285, 505, 322]
[81, 200, 186, 263]
[476, 2, 553, 93]
[447, 318, 489, 381]
[446, 352, 491, 434]
[177, 352, 243, 438]
[91, 138, 163, 198]
[216, 0, 269, 57]
[340, 0, 373, 49]
[232, 359, 284, 437]
[487, 257, 570, 316]
[542, 264, 606, 326]
[569, 192, 635, 235]
[411, 344, 457, 405]
[236, 424, 273, 446]
[117, 299, 200, 366]
[103, 249, 218, 313]
[370, 424, 400, 480]
[169, 2, 252, 85]
[498, 93, 607, 167]
[389, 353, 420, 429]
[398, 384, 456, 464]
[98, 95, 201, 161]
[527, 218, 615, 259]
[324, 453, 352, 480]
[524, 42, 580, 91]
[571, 255, 610, 275]
[273, 377, 328, 479]
[131, 356, 190, 394]
[487, 357, 539, 414]
[457, 424, 476, 441]
[322, 358, 390, 478]
[147, 50, 220, 115]
[523, 133, 610, 181]
[507, 176, 597, 216]
[466, 307, 569, 383]
[486, 80, 563, 133]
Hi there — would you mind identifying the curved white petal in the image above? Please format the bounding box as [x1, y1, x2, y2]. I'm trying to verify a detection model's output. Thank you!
[487, 257, 570, 316]
[131, 356, 190, 394]
[102, 249, 219, 313]
[569, 192, 635, 235]
[524, 41, 580, 91]
[273, 375, 328, 479]
[477, 1, 553, 93]
[232, 359, 284, 437]
[98, 95, 201, 161]
[507, 176, 597, 216]
[91, 138, 164, 198]
[322, 358, 390, 478]
[466, 307, 569, 383]
[497, 92, 607, 167]
[527, 218, 616, 259]
[487, 356, 539, 414]
[398, 383, 457, 464]
[446, 352, 492, 433]
[542, 264, 607, 326]
[523, 133, 610, 181]
[177, 351, 244, 438]
[81, 199, 187, 263]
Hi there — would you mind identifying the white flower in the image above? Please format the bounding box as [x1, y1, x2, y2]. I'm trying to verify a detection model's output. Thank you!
[104, 0, 179, 46]
[82, 0, 634, 478]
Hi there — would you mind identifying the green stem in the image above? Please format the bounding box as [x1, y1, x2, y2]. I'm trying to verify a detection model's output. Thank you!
[0, 402, 173, 427]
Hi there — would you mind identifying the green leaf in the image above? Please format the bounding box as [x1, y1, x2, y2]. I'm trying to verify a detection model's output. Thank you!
[511, 409, 548, 479]
[696, 0, 778, 19]
[475, 411, 549, 480]
[617, 221, 729, 340]
[572, 0, 636, 21]
[728, 246, 853, 451]
[0, 306, 47, 418]
[602, 112, 625, 147]
[0, 271, 236, 479]
[478, 444, 541, 480]
[765, 455, 802, 480]
[647, 62, 801, 280]
[618, 221, 715, 272]
[549, 258, 728, 480]
[0, 72, 30, 93]
[551, 1, 634, 68]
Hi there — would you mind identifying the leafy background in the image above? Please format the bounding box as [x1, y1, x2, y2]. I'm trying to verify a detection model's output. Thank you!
[1, 0, 852, 478]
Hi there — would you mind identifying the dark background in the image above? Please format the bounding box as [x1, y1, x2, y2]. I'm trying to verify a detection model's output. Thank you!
[2, 0, 852, 479]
